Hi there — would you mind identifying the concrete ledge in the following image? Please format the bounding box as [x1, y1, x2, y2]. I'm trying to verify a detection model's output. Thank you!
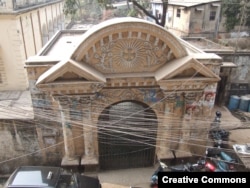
[158, 150, 193, 161]
[61, 156, 80, 172]
[81, 156, 99, 172]
[61, 156, 80, 166]
[81, 156, 98, 165]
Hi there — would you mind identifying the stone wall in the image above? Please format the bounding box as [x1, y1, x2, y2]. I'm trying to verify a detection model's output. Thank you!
[0, 120, 40, 174]
[218, 53, 250, 105]
[0, 118, 65, 174]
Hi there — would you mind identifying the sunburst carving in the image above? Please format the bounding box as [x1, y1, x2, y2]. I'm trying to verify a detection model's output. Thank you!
[92, 37, 174, 73]
[113, 39, 144, 68]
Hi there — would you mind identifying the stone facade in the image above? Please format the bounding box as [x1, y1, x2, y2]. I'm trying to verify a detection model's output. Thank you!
[183, 37, 250, 107]
[24, 17, 222, 171]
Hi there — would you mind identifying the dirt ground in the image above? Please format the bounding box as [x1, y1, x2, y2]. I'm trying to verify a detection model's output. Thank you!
[229, 129, 250, 146]
[213, 106, 250, 170]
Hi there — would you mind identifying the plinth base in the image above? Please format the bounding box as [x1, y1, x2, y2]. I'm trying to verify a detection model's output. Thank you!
[81, 155, 99, 172]
[157, 149, 193, 161]
[61, 156, 80, 172]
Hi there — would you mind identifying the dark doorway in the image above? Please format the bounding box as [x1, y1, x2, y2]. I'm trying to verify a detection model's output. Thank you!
[98, 100, 157, 170]
[215, 75, 228, 106]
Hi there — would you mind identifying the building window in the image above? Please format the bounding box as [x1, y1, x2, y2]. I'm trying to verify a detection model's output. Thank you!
[176, 9, 181, 17]
[158, 13, 162, 20]
[209, 11, 216, 20]
[156, 9, 161, 20]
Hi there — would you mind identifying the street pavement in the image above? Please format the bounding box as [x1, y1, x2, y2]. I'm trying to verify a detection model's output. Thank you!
[97, 166, 155, 188]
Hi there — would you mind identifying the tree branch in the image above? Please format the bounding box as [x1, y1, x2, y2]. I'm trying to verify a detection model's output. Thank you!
[130, 0, 160, 25]
[129, 0, 168, 27]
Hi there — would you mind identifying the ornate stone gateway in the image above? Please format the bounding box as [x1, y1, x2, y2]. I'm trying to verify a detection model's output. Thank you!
[25, 17, 222, 170]
[98, 100, 157, 170]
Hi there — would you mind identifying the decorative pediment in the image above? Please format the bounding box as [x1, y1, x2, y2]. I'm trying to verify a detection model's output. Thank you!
[36, 59, 106, 85]
[155, 56, 220, 81]
[71, 17, 188, 74]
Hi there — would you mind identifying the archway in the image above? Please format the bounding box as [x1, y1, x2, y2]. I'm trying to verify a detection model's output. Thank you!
[98, 100, 157, 170]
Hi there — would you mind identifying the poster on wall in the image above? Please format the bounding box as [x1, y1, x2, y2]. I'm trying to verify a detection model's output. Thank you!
[203, 92, 216, 108]
[202, 84, 217, 116]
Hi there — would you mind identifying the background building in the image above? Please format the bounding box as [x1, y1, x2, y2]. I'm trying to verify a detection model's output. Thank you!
[0, 0, 64, 174]
[0, 0, 64, 91]
[151, 0, 222, 38]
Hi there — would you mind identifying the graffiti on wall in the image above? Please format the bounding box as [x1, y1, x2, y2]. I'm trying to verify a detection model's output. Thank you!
[141, 88, 161, 103]
[184, 92, 203, 120]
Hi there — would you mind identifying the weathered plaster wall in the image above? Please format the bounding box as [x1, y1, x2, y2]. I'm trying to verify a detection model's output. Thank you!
[217, 53, 250, 105]
[0, 120, 41, 174]
[0, 1, 64, 91]
[231, 56, 250, 83]
[166, 3, 221, 38]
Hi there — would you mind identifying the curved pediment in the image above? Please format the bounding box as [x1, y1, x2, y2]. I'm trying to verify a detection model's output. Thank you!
[71, 17, 188, 74]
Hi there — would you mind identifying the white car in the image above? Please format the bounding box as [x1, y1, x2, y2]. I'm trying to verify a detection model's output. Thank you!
[3, 166, 101, 188]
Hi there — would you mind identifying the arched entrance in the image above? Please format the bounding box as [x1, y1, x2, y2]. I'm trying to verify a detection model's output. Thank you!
[98, 100, 157, 170]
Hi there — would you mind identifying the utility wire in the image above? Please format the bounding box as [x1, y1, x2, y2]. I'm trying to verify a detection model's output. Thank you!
[0, 18, 247, 167]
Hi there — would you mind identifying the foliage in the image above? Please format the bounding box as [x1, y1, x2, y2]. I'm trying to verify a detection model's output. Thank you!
[63, 0, 168, 27]
[63, 0, 79, 16]
[64, 0, 116, 21]
[127, 8, 138, 17]
[222, 0, 250, 32]
[97, 0, 115, 9]
[245, 1, 250, 27]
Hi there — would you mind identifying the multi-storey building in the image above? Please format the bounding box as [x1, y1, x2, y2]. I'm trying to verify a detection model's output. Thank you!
[0, 0, 64, 91]
[151, 0, 222, 38]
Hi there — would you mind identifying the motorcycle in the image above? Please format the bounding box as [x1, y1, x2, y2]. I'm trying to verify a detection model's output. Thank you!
[209, 111, 230, 148]
[205, 147, 237, 172]
[209, 128, 230, 142]
[150, 161, 168, 188]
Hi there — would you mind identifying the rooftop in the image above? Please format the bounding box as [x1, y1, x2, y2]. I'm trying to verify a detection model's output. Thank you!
[182, 37, 234, 52]
[38, 30, 86, 59]
[30, 19, 222, 63]
[151, 0, 221, 7]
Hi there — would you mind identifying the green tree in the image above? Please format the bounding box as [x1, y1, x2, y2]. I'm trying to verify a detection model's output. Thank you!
[63, 0, 169, 27]
[63, 0, 114, 21]
[222, 0, 250, 31]
[63, 0, 82, 18]
[97, 0, 115, 9]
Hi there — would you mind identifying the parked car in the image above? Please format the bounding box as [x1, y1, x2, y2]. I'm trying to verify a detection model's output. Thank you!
[3, 166, 101, 188]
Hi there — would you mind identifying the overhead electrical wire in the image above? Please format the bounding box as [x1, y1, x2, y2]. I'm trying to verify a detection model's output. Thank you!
[0, 23, 247, 169]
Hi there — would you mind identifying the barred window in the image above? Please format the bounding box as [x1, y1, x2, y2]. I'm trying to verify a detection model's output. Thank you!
[176, 9, 181, 17]
[210, 11, 216, 20]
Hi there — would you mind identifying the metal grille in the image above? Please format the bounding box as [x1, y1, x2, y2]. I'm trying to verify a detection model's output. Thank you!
[98, 101, 157, 170]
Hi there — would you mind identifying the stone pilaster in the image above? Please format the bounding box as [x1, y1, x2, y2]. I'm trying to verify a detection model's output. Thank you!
[156, 99, 177, 160]
[80, 97, 98, 168]
[57, 97, 79, 167]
